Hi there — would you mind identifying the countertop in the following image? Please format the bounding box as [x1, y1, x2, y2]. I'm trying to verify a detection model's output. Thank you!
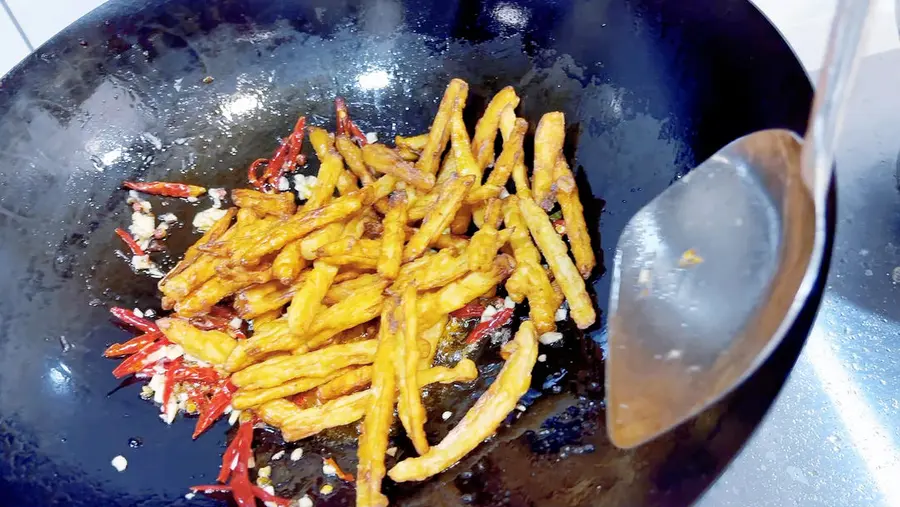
[1, 1, 898, 506]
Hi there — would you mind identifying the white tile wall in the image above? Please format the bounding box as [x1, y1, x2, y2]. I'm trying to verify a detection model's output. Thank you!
[0, 0, 897, 78]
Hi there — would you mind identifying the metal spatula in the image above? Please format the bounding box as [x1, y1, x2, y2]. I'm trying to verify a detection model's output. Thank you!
[605, 0, 872, 449]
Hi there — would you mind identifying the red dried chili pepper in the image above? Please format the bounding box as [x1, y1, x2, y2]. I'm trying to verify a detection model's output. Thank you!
[465, 307, 515, 344]
[324, 457, 355, 482]
[247, 158, 270, 191]
[189, 484, 232, 494]
[335, 97, 350, 136]
[261, 116, 307, 189]
[451, 302, 487, 319]
[193, 381, 236, 439]
[123, 181, 207, 198]
[103, 331, 162, 357]
[112, 341, 165, 378]
[347, 119, 368, 146]
[260, 139, 291, 188]
[114, 228, 146, 256]
[110, 307, 159, 334]
[216, 419, 250, 483]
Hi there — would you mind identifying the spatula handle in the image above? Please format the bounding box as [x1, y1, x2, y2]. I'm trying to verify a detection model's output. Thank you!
[802, 0, 872, 204]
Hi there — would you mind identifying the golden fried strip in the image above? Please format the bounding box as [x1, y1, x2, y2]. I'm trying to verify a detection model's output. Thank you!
[396, 133, 428, 153]
[160, 224, 240, 300]
[532, 112, 565, 209]
[315, 365, 374, 401]
[520, 260, 557, 334]
[231, 339, 378, 390]
[395, 285, 429, 455]
[237, 186, 373, 265]
[554, 159, 596, 279]
[467, 227, 512, 273]
[337, 168, 360, 196]
[518, 197, 596, 328]
[324, 273, 388, 305]
[231, 368, 351, 410]
[404, 174, 475, 262]
[433, 232, 469, 251]
[157, 318, 237, 366]
[316, 237, 381, 258]
[300, 223, 344, 260]
[272, 239, 307, 285]
[388, 321, 538, 482]
[256, 360, 478, 441]
[362, 144, 435, 191]
[288, 260, 339, 336]
[297, 284, 387, 352]
[499, 107, 531, 199]
[357, 296, 400, 507]
[449, 100, 480, 184]
[417, 254, 516, 330]
[418, 315, 448, 369]
[317, 254, 378, 270]
[306, 127, 344, 209]
[472, 86, 520, 171]
[174, 275, 252, 317]
[502, 195, 542, 266]
[504, 266, 528, 303]
[466, 117, 527, 204]
[233, 278, 301, 319]
[396, 248, 468, 291]
[161, 208, 236, 285]
[335, 135, 375, 186]
[231, 189, 296, 218]
[377, 190, 408, 279]
[416, 79, 468, 176]
[252, 308, 282, 327]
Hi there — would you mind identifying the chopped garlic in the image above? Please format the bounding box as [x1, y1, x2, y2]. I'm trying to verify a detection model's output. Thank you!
[257, 465, 272, 478]
[160, 398, 178, 424]
[293, 174, 318, 200]
[504, 297, 516, 309]
[365, 132, 378, 144]
[184, 492, 195, 500]
[229, 317, 243, 329]
[228, 408, 241, 426]
[516, 404, 526, 412]
[164, 344, 185, 360]
[271, 450, 285, 460]
[499, 187, 511, 199]
[192, 207, 228, 232]
[209, 188, 227, 208]
[159, 213, 178, 224]
[386, 447, 398, 457]
[298, 495, 314, 507]
[320, 484, 334, 495]
[322, 463, 337, 476]
[539, 332, 563, 345]
[290, 448, 304, 461]
[277, 176, 290, 191]
[555, 307, 568, 322]
[480, 305, 498, 322]
[537, 354, 547, 362]
[129, 211, 156, 242]
[247, 456, 255, 469]
[148, 374, 166, 404]
[133, 308, 144, 318]
[441, 411, 452, 421]
[111, 455, 128, 472]
[131, 255, 165, 278]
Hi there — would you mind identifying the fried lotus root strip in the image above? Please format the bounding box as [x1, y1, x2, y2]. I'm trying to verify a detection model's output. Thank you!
[395, 285, 429, 455]
[157, 318, 237, 366]
[324, 273, 389, 305]
[306, 127, 345, 209]
[417, 254, 516, 330]
[300, 223, 344, 260]
[519, 260, 558, 334]
[466, 117, 528, 204]
[314, 365, 374, 402]
[296, 284, 387, 353]
[395, 133, 428, 153]
[554, 159, 596, 279]
[233, 278, 302, 319]
[231, 189, 297, 218]
[416, 78, 468, 176]
[394, 247, 469, 292]
[532, 112, 565, 209]
[377, 190, 409, 280]
[362, 143, 435, 191]
[404, 174, 475, 262]
[388, 321, 538, 482]
[357, 297, 400, 507]
[288, 260, 339, 336]
[335, 135, 375, 186]
[315, 237, 381, 258]
[230, 367, 352, 410]
[418, 315, 449, 369]
[499, 107, 531, 199]
[231, 339, 378, 390]
[252, 360, 478, 441]
[471, 86, 520, 170]
[159, 211, 239, 298]
[237, 186, 373, 265]
[162, 208, 237, 284]
[517, 197, 596, 329]
[174, 271, 266, 318]
[448, 99, 481, 184]
[272, 239, 307, 285]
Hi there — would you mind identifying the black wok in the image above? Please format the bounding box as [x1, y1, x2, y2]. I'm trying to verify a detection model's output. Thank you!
[0, 0, 834, 505]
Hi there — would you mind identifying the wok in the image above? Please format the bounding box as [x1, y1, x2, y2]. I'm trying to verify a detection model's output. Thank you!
[0, 0, 835, 505]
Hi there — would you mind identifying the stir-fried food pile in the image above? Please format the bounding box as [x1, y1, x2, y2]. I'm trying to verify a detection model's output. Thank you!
[106, 78, 597, 507]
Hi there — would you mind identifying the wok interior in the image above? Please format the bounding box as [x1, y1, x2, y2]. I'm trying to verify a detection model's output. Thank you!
[0, 0, 823, 505]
